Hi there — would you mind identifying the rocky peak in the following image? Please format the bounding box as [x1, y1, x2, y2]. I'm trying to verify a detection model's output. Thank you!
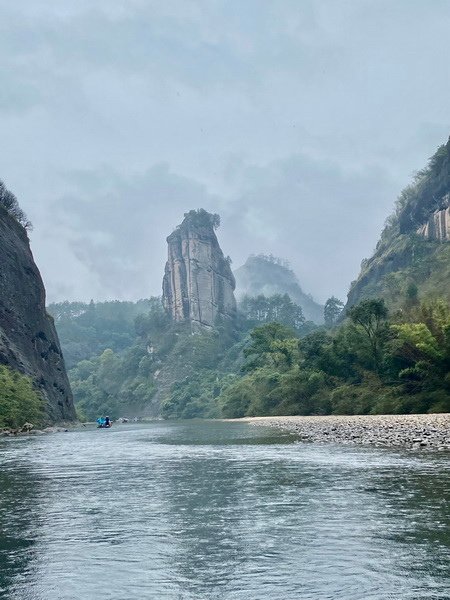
[162, 209, 236, 328]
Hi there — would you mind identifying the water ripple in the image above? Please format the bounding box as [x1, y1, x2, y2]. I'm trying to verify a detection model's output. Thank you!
[0, 421, 449, 600]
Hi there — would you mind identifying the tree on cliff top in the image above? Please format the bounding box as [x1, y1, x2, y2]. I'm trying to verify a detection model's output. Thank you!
[0, 180, 31, 229]
[394, 137, 450, 234]
[183, 208, 220, 229]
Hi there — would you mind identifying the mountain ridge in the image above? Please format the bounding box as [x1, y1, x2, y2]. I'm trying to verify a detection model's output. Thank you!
[346, 136, 450, 310]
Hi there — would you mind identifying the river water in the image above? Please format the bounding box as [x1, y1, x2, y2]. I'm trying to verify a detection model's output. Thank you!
[0, 421, 449, 600]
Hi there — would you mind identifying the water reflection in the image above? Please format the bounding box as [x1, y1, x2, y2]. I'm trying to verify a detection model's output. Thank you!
[0, 442, 42, 597]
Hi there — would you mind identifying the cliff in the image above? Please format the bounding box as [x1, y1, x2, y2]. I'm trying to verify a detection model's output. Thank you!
[162, 210, 236, 328]
[416, 201, 450, 241]
[234, 255, 324, 323]
[0, 204, 75, 422]
[346, 136, 450, 309]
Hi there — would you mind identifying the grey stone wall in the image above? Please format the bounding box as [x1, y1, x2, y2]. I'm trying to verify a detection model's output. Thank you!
[417, 198, 450, 241]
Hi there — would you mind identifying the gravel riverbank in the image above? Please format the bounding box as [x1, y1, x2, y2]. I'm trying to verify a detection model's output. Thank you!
[0, 426, 70, 437]
[239, 413, 450, 450]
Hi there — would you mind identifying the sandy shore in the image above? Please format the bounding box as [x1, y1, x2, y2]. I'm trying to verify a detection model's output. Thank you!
[236, 413, 450, 450]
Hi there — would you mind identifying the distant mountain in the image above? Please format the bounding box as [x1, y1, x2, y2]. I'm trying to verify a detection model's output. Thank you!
[346, 136, 450, 310]
[234, 255, 323, 323]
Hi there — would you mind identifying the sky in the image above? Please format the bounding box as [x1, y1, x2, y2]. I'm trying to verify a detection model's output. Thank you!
[0, 0, 449, 304]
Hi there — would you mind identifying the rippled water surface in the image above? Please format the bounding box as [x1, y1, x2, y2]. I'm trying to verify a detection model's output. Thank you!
[0, 421, 449, 599]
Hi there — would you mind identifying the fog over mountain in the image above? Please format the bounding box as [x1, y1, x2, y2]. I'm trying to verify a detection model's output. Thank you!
[0, 0, 449, 303]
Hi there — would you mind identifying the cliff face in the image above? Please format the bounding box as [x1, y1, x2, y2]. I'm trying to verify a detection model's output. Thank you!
[0, 205, 75, 422]
[346, 136, 450, 309]
[234, 255, 324, 323]
[162, 210, 236, 328]
[417, 200, 450, 241]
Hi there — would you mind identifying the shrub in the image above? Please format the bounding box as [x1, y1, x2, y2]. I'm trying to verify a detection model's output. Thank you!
[0, 366, 45, 429]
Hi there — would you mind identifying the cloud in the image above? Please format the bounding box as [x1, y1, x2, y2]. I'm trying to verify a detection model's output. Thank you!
[220, 153, 398, 301]
[0, 0, 449, 304]
[33, 165, 219, 301]
[32, 153, 397, 304]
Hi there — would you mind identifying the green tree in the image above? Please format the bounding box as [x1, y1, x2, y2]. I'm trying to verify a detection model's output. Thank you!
[240, 293, 305, 332]
[243, 322, 298, 371]
[405, 282, 419, 311]
[324, 296, 344, 327]
[0, 366, 44, 429]
[348, 299, 389, 373]
[0, 180, 31, 229]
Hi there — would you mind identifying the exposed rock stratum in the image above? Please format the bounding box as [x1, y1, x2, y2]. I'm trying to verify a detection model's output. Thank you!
[417, 199, 450, 241]
[162, 210, 236, 328]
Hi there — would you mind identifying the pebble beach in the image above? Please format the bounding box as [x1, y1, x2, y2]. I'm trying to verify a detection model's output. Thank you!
[239, 413, 450, 451]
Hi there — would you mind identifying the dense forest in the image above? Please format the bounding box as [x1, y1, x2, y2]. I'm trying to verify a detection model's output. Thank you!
[49, 292, 450, 420]
[220, 297, 450, 418]
[48, 293, 313, 420]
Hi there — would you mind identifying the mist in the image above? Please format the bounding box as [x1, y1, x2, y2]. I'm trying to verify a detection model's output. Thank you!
[1, 0, 449, 303]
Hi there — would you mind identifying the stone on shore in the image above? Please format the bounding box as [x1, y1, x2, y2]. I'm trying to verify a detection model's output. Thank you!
[239, 413, 450, 451]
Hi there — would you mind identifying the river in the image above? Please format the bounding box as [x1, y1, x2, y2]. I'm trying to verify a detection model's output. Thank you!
[0, 421, 449, 599]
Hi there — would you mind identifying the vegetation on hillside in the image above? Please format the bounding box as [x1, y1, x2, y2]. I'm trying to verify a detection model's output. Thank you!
[51, 289, 450, 422]
[49, 297, 243, 420]
[0, 366, 44, 429]
[47, 299, 157, 369]
[48, 299, 167, 420]
[219, 297, 450, 418]
[396, 137, 450, 234]
[49, 294, 309, 420]
[0, 180, 31, 229]
[348, 137, 450, 308]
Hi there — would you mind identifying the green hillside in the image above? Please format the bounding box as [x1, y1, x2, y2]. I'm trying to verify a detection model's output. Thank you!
[347, 137, 450, 310]
[49, 294, 310, 420]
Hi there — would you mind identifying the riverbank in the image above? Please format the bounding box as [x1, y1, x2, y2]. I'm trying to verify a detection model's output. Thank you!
[0, 424, 71, 437]
[236, 413, 450, 450]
